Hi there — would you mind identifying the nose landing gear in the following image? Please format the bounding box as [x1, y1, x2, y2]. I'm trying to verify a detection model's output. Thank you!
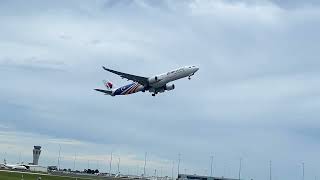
[188, 73, 195, 80]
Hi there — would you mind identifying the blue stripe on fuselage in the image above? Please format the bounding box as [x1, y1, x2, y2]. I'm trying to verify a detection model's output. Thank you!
[113, 83, 135, 96]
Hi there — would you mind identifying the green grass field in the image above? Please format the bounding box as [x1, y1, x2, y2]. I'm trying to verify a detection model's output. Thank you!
[0, 170, 103, 180]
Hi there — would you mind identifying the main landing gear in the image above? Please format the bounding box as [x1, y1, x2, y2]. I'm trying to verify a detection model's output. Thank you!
[152, 92, 158, 96]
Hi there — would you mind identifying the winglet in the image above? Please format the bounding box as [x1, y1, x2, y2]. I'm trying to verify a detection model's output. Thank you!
[102, 66, 108, 71]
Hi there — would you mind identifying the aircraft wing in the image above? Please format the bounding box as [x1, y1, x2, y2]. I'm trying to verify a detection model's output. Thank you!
[102, 66, 149, 86]
[94, 88, 113, 95]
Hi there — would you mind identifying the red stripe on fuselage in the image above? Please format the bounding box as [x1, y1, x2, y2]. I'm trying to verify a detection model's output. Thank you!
[127, 83, 139, 94]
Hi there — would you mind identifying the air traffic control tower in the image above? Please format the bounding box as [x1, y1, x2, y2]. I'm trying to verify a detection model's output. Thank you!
[33, 146, 41, 165]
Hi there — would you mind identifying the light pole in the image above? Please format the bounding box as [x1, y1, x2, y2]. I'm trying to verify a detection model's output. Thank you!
[269, 160, 272, 180]
[178, 153, 181, 176]
[302, 162, 305, 180]
[58, 145, 61, 171]
[18, 152, 21, 164]
[210, 156, 214, 177]
[73, 153, 77, 171]
[238, 158, 242, 180]
[144, 152, 147, 177]
[117, 158, 120, 174]
[137, 165, 139, 176]
[172, 161, 175, 180]
[109, 152, 113, 176]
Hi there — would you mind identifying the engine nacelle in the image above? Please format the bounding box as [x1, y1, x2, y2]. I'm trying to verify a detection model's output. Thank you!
[148, 76, 158, 84]
[165, 84, 175, 91]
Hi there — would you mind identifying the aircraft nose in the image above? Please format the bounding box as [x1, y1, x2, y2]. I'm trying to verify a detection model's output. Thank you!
[194, 67, 199, 72]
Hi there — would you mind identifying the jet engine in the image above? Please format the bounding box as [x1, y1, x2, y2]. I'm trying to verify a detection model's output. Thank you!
[148, 76, 158, 84]
[165, 84, 175, 91]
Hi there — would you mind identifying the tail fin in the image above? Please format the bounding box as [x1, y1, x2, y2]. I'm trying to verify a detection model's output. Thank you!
[103, 80, 114, 90]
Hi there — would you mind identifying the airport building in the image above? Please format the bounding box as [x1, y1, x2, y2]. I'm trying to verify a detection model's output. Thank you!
[178, 174, 238, 180]
[32, 146, 41, 165]
[28, 165, 47, 172]
[28, 145, 47, 173]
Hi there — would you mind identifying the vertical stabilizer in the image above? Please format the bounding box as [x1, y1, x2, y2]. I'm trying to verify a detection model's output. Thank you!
[103, 80, 114, 90]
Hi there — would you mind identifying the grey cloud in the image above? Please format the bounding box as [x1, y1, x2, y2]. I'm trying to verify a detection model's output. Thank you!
[270, 0, 320, 8]
[0, 58, 66, 72]
[0, 0, 320, 179]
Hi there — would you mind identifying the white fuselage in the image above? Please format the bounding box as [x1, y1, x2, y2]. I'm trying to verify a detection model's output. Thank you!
[3, 164, 27, 170]
[149, 66, 199, 89]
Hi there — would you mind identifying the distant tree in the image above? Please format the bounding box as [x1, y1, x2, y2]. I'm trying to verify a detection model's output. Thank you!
[94, 169, 99, 174]
[87, 169, 94, 174]
[63, 169, 67, 171]
[68, 168, 71, 172]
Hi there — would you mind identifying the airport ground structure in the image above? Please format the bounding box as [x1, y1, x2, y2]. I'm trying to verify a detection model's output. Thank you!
[0, 169, 113, 180]
[0, 170, 242, 180]
[178, 174, 238, 180]
[0, 145, 239, 180]
[0, 169, 165, 180]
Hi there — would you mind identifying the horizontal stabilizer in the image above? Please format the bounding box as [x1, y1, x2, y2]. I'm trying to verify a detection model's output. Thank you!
[94, 89, 113, 95]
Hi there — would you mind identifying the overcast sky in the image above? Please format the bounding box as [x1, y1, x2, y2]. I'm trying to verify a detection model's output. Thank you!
[0, 0, 320, 179]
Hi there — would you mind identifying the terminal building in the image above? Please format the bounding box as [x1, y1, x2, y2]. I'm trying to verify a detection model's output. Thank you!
[178, 174, 238, 180]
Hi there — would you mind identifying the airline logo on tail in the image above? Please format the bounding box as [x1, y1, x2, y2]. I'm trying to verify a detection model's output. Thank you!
[103, 80, 113, 90]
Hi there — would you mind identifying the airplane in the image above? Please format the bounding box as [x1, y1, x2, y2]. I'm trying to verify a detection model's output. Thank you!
[95, 65, 199, 96]
[1, 159, 27, 170]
